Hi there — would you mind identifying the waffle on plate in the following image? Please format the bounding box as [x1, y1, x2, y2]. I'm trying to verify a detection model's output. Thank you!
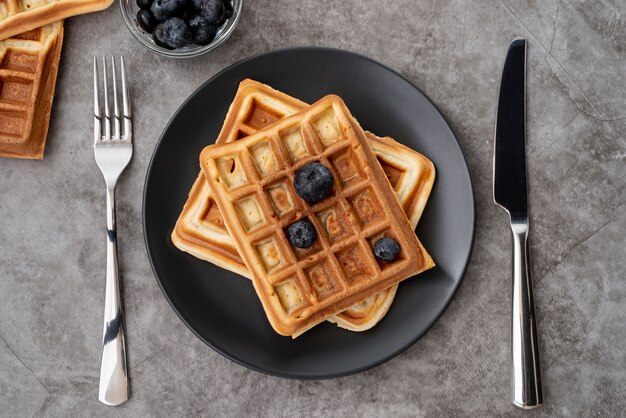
[200, 95, 435, 337]
[172, 79, 435, 331]
[0, 21, 62, 159]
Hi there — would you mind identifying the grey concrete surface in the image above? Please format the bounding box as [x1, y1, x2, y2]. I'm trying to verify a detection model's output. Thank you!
[1, 0, 625, 416]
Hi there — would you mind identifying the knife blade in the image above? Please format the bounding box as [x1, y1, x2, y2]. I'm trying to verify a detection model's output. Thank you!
[493, 38, 543, 409]
[494, 38, 528, 219]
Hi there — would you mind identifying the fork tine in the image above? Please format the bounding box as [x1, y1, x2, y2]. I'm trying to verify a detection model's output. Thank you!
[93, 57, 101, 144]
[102, 57, 111, 140]
[120, 57, 132, 141]
[111, 56, 121, 140]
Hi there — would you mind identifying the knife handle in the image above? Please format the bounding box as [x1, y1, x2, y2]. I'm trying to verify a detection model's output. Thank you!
[510, 220, 543, 409]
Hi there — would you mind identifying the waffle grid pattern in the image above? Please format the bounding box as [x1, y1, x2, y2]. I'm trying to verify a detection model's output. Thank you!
[0, 28, 46, 142]
[173, 81, 433, 273]
[0, 21, 62, 158]
[202, 96, 432, 335]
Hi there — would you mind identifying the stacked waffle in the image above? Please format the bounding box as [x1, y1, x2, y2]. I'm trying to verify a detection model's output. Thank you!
[174, 80, 436, 337]
[0, 0, 113, 159]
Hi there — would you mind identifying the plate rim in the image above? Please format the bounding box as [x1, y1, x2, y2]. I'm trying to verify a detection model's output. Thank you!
[142, 46, 477, 379]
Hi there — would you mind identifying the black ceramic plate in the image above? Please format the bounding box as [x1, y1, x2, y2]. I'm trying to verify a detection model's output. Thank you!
[144, 47, 475, 379]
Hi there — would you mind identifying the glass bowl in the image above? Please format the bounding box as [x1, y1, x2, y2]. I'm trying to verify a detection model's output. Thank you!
[120, 0, 242, 59]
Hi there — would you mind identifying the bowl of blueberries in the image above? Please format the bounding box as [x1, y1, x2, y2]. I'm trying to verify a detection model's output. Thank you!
[120, 0, 241, 58]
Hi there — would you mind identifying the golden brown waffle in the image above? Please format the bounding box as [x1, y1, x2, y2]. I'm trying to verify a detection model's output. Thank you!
[172, 80, 306, 274]
[172, 79, 436, 332]
[0, 0, 110, 41]
[0, 21, 63, 159]
[200, 95, 435, 336]
[328, 134, 434, 330]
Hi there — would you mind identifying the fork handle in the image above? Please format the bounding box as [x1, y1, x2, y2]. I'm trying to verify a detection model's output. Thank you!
[98, 186, 129, 406]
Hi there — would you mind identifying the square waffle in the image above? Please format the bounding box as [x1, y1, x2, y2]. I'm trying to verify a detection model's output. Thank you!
[200, 95, 435, 336]
[172, 79, 436, 332]
[0, 21, 63, 159]
[172, 80, 307, 274]
[0, 0, 111, 41]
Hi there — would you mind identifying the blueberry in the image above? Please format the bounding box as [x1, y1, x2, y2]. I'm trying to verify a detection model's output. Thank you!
[152, 25, 174, 49]
[153, 17, 192, 49]
[136, 0, 153, 9]
[373, 238, 401, 262]
[150, 0, 185, 21]
[287, 219, 316, 249]
[189, 15, 217, 45]
[199, 0, 224, 24]
[188, 14, 207, 30]
[165, 0, 187, 15]
[294, 163, 334, 204]
[149, 0, 168, 22]
[137, 9, 157, 33]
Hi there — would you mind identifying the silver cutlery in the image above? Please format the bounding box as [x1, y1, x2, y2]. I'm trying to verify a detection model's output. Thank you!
[493, 38, 543, 409]
[93, 56, 132, 406]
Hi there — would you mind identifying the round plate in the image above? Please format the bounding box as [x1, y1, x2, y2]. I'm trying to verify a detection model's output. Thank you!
[143, 47, 475, 379]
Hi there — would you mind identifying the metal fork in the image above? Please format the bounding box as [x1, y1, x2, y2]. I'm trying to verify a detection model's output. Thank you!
[93, 56, 132, 406]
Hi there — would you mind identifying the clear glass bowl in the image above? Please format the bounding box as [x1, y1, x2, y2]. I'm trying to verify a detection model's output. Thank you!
[120, 0, 242, 58]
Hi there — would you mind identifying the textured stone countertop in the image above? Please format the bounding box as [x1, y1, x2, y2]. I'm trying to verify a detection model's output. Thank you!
[1, 1, 624, 416]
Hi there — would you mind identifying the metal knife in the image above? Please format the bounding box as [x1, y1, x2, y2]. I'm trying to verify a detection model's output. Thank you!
[493, 38, 543, 409]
